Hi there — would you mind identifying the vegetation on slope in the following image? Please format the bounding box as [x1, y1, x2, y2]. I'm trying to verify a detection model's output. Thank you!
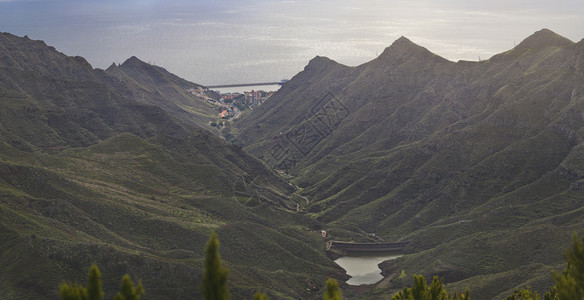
[3, 27, 584, 300]
[58, 231, 584, 300]
[234, 29, 584, 298]
[0, 32, 341, 299]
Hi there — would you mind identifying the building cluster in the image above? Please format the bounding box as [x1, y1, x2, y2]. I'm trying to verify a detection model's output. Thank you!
[243, 90, 274, 107]
[186, 86, 276, 120]
[186, 86, 218, 104]
[219, 90, 275, 108]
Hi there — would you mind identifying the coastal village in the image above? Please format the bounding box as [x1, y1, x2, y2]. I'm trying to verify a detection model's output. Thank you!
[186, 86, 275, 121]
[186, 86, 276, 141]
[187, 85, 294, 177]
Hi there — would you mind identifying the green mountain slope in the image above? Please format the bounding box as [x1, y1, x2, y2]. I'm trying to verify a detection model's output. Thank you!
[235, 29, 584, 298]
[0, 32, 341, 299]
[105, 56, 218, 129]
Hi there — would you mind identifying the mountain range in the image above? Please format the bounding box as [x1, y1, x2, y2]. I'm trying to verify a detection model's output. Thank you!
[0, 32, 342, 299]
[1, 28, 584, 300]
[234, 29, 584, 298]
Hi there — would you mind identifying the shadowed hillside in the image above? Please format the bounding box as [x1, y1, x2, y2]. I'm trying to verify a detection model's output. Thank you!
[0, 32, 342, 299]
[105, 56, 218, 129]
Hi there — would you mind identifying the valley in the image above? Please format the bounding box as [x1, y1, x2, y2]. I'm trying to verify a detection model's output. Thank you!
[233, 28, 584, 298]
[1, 28, 584, 299]
[0, 32, 340, 300]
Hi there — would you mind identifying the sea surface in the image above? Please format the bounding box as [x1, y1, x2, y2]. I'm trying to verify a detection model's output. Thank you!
[1, 1, 583, 86]
[212, 84, 281, 94]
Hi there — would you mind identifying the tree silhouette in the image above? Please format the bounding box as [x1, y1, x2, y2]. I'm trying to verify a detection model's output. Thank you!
[392, 275, 469, 300]
[504, 287, 542, 300]
[87, 264, 104, 300]
[112, 274, 144, 300]
[60, 265, 143, 300]
[60, 264, 104, 300]
[507, 232, 584, 299]
[203, 232, 230, 300]
[323, 278, 342, 300]
[253, 289, 270, 300]
[60, 282, 88, 300]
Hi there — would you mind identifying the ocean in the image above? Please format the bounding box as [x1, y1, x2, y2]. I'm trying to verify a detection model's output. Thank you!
[1, 0, 583, 87]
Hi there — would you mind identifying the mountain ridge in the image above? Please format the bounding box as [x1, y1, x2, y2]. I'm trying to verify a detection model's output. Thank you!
[2, 28, 583, 299]
[376, 35, 450, 65]
[234, 28, 584, 299]
[105, 55, 218, 129]
[515, 28, 574, 50]
[0, 32, 341, 299]
[0, 32, 97, 82]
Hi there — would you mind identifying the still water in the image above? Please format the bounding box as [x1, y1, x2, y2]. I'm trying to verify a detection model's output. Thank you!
[335, 253, 403, 285]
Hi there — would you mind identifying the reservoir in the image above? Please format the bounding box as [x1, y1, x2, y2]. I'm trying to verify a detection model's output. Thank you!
[335, 253, 403, 285]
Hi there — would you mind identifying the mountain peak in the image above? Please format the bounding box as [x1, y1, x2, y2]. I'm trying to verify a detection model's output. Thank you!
[303, 55, 340, 72]
[394, 36, 416, 46]
[380, 36, 422, 54]
[515, 28, 573, 50]
[308, 55, 334, 65]
[120, 56, 147, 67]
[376, 36, 448, 63]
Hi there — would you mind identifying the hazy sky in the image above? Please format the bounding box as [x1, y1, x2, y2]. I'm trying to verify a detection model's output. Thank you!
[1, 0, 583, 85]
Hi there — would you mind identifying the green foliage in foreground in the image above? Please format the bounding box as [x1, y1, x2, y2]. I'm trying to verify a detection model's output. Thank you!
[60, 264, 142, 300]
[506, 232, 584, 300]
[86, 265, 104, 300]
[393, 232, 584, 300]
[323, 278, 343, 300]
[203, 232, 230, 300]
[392, 275, 469, 300]
[551, 232, 584, 299]
[112, 275, 144, 300]
[60, 264, 103, 300]
[253, 289, 270, 300]
[503, 287, 546, 300]
[60, 232, 584, 300]
[203, 229, 344, 300]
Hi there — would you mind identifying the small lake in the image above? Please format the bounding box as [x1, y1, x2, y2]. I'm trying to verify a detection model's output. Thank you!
[335, 253, 403, 285]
